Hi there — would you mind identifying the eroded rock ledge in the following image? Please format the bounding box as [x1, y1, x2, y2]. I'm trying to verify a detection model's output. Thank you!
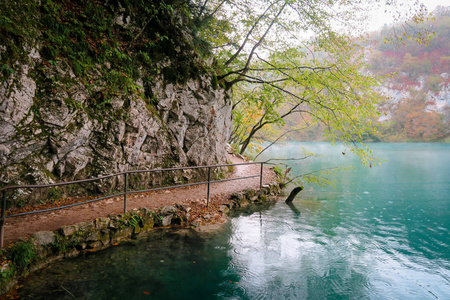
[0, 183, 282, 294]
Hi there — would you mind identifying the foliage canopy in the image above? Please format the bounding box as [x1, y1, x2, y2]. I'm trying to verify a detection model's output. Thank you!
[192, 0, 434, 164]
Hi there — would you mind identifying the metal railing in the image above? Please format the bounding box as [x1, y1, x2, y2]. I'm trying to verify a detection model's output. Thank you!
[0, 161, 266, 248]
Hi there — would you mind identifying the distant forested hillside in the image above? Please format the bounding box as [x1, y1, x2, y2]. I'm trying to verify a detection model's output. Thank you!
[368, 5, 450, 142]
[370, 6, 449, 86]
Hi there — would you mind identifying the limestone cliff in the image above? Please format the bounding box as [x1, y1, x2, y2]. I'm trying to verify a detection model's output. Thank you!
[0, 0, 232, 202]
[378, 73, 450, 121]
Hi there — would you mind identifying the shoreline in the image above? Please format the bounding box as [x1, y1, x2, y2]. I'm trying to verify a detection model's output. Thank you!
[0, 182, 283, 295]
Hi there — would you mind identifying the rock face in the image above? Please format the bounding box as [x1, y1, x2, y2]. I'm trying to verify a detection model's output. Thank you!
[0, 0, 232, 206]
[378, 73, 450, 121]
[0, 60, 231, 192]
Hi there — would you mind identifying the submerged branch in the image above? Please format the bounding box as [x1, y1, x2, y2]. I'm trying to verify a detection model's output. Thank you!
[285, 186, 304, 203]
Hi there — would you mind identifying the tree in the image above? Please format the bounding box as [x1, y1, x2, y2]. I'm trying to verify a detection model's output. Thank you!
[392, 93, 446, 141]
[193, 0, 433, 164]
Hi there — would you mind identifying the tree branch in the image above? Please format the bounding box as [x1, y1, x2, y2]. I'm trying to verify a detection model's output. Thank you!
[222, 1, 288, 83]
[282, 167, 339, 186]
[254, 129, 304, 160]
[224, 1, 278, 67]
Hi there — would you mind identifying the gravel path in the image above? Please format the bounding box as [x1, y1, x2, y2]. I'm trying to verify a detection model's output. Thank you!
[2, 155, 277, 246]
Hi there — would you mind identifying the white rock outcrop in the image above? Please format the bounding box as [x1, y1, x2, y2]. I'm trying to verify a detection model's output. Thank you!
[0, 59, 232, 194]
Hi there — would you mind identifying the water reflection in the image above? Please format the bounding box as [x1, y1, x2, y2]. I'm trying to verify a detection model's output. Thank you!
[224, 202, 373, 299]
[226, 199, 450, 299]
[286, 201, 301, 216]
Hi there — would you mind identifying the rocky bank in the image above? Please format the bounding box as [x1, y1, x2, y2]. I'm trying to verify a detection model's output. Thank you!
[0, 183, 283, 294]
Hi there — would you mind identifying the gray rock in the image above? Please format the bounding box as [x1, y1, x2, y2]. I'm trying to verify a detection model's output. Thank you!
[39, 99, 73, 128]
[32, 231, 55, 246]
[63, 149, 91, 177]
[0, 67, 36, 128]
[161, 206, 177, 215]
[176, 203, 190, 212]
[162, 215, 172, 226]
[58, 225, 79, 237]
[95, 218, 110, 230]
[218, 205, 229, 213]
[0, 23, 232, 205]
[87, 241, 103, 249]
[250, 196, 259, 202]
[85, 231, 100, 242]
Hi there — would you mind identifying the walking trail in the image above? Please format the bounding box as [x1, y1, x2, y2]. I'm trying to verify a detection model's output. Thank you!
[2, 155, 277, 246]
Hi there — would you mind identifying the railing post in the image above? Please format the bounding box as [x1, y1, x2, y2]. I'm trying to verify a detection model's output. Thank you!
[124, 173, 128, 213]
[207, 167, 211, 207]
[260, 162, 264, 190]
[1, 190, 6, 248]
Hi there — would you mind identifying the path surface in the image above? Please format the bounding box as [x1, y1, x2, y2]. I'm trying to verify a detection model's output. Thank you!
[2, 155, 277, 246]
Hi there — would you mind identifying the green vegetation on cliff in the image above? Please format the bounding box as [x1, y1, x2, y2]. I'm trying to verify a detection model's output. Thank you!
[1, 0, 215, 95]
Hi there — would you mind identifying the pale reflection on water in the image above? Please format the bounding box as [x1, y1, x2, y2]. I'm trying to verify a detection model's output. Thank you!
[224, 199, 450, 299]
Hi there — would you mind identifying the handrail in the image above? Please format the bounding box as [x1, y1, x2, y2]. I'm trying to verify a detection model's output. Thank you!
[0, 160, 267, 248]
[0, 161, 264, 192]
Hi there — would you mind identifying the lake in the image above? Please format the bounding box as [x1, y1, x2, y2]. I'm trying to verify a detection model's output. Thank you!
[16, 143, 450, 299]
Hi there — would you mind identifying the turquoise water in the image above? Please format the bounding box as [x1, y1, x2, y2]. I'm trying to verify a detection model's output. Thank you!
[17, 143, 450, 299]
